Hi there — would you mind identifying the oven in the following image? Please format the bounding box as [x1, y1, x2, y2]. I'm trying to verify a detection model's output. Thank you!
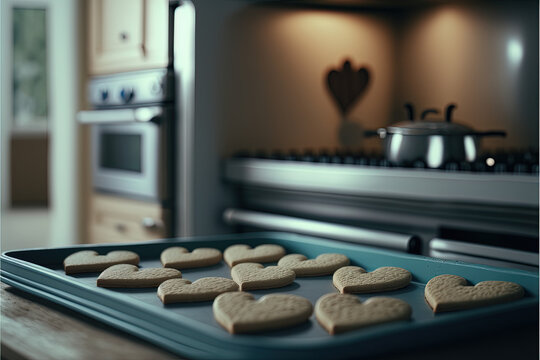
[89, 108, 172, 202]
[77, 68, 176, 233]
[73, 1, 196, 239]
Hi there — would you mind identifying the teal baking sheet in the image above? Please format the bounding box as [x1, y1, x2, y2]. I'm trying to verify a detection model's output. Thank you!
[1, 232, 538, 359]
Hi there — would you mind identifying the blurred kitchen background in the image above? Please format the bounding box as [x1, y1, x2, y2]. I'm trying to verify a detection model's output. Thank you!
[1, 0, 538, 270]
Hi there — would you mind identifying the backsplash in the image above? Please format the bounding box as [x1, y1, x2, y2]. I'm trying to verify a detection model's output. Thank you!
[217, 0, 538, 156]
[218, 6, 396, 154]
[393, 1, 539, 151]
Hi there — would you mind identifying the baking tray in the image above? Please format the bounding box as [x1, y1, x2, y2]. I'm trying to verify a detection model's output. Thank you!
[1, 232, 538, 359]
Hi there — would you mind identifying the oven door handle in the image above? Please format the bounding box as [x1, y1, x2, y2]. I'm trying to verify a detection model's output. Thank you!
[223, 208, 421, 254]
[430, 238, 539, 266]
[77, 107, 163, 124]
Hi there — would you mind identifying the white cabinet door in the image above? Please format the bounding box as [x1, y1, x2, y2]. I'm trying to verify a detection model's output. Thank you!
[88, 0, 168, 75]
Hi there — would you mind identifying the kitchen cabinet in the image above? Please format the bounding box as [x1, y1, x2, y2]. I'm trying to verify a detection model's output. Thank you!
[88, 193, 168, 243]
[87, 0, 169, 75]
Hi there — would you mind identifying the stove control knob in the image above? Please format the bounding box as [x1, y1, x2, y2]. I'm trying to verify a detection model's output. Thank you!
[120, 87, 135, 103]
[150, 80, 163, 95]
[100, 89, 109, 102]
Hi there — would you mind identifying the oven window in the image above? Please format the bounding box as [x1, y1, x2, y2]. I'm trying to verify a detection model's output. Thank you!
[100, 133, 142, 173]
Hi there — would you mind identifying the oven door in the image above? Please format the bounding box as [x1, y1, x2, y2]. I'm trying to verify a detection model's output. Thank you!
[91, 121, 160, 200]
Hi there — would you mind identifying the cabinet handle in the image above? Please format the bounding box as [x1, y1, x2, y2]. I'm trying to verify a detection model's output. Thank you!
[115, 223, 127, 233]
[120, 32, 128, 42]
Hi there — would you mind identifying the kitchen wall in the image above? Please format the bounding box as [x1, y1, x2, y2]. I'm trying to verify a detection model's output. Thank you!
[219, 5, 397, 154]
[217, 0, 538, 156]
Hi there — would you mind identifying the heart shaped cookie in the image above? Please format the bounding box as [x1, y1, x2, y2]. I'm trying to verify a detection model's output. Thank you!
[213, 292, 313, 334]
[315, 293, 412, 335]
[333, 266, 412, 294]
[277, 253, 349, 276]
[224, 244, 286, 267]
[96, 264, 182, 288]
[64, 250, 139, 275]
[231, 263, 295, 290]
[160, 247, 222, 269]
[157, 277, 238, 304]
[424, 274, 524, 313]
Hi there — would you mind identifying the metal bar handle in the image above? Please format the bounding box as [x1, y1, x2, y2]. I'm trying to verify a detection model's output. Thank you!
[430, 238, 538, 266]
[77, 107, 163, 124]
[223, 208, 421, 253]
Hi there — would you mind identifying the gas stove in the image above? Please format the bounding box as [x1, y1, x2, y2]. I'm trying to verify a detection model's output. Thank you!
[223, 149, 539, 272]
[226, 149, 538, 206]
[232, 148, 539, 174]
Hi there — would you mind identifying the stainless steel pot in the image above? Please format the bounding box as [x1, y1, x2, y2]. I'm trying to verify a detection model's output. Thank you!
[370, 104, 506, 168]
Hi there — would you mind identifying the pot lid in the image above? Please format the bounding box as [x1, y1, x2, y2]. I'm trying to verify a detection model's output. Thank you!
[386, 120, 475, 136]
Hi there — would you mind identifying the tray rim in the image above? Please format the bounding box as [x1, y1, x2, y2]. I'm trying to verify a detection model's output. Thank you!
[3, 231, 539, 273]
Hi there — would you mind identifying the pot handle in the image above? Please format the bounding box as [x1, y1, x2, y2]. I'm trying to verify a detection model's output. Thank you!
[446, 103, 457, 122]
[364, 130, 378, 137]
[404, 103, 415, 121]
[364, 128, 387, 139]
[470, 131, 507, 137]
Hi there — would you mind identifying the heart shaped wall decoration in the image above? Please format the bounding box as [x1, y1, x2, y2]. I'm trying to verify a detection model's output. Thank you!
[326, 59, 370, 116]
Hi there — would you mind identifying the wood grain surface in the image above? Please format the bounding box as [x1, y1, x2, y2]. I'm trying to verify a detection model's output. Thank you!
[1, 283, 180, 360]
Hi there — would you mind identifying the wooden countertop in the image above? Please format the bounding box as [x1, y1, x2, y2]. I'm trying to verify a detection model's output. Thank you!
[1, 283, 180, 360]
[1, 282, 538, 360]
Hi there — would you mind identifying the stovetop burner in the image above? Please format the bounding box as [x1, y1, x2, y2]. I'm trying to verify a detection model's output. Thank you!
[233, 148, 539, 174]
